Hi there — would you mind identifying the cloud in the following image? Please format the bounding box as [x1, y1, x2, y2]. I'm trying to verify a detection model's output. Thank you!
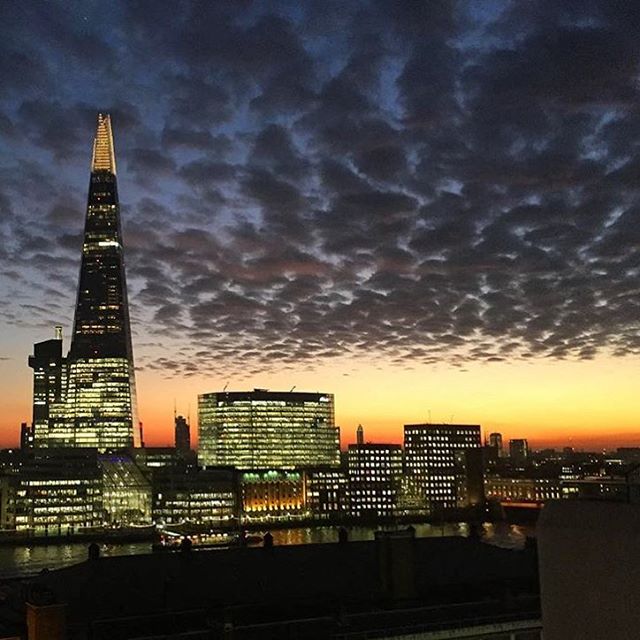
[2, 0, 640, 381]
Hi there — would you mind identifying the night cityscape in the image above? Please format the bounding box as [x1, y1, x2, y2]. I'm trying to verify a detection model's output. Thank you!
[2, 2, 640, 639]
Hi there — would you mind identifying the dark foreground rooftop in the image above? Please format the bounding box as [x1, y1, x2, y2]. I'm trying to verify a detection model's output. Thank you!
[0, 532, 540, 639]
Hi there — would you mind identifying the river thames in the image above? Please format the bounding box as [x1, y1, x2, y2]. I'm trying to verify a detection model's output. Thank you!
[0, 522, 533, 579]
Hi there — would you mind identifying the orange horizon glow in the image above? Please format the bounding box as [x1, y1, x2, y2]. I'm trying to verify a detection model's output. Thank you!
[3, 350, 638, 452]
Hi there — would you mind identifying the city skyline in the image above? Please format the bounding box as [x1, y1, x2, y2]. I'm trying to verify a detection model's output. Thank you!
[3, 2, 640, 450]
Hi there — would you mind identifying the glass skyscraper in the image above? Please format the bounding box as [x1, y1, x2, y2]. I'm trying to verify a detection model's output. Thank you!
[198, 390, 340, 469]
[30, 114, 139, 450]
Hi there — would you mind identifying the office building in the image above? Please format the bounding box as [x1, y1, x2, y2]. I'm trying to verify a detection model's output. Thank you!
[404, 424, 482, 510]
[305, 467, 348, 518]
[0, 449, 102, 533]
[28, 330, 66, 445]
[99, 453, 152, 525]
[488, 432, 503, 455]
[20, 422, 33, 450]
[198, 390, 340, 469]
[32, 114, 139, 450]
[455, 447, 486, 506]
[153, 468, 237, 526]
[347, 438, 402, 518]
[174, 414, 190, 453]
[130, 447, 189, 470]
[509, 439, 530, 466]
[240, 470, 306, 521]
[485, 477, 561, 503]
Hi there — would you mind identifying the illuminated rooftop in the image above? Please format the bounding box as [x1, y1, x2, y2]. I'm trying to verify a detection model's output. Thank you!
[91, 113, 116, 174]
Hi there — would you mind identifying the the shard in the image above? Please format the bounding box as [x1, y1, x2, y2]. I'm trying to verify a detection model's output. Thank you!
[31, 114, 140, 450]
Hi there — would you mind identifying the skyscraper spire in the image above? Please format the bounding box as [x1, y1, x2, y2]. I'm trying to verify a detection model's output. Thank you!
[33, 113, 139, 450]
[91, 113, 116, 174]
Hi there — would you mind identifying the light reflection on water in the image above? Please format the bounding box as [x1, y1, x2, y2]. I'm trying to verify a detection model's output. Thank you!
[0, 522, 534, 579]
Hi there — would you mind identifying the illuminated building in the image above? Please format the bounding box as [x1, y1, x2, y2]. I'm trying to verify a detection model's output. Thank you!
[404, 424, 482, 510]
[509, 439, 529, 467]
[130, 447, 189, 469]
[32, 114, 139, 450]
[346, 439, 402, 518]
[28, 330, 66, 445]
[174, 414, 191, 454]
[485, 477, 561, 503]
[99, 453, 152, 525]
[305, 468, 348, 518]
[0, 449, 102, 533]
[240, 470, 306, 521]
[153, 468, 237, 526]
[198, 390, 339, 469]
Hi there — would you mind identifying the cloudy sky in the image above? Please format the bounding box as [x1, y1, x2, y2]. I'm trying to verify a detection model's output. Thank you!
[2, 1, 640, 447]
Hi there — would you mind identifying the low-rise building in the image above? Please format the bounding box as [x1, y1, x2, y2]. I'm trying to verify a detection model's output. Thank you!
[153, 467, 237, 526]
[240, 470, 306, 521]
[485, 476, 561, 503]
[0, 449, 102, 533]
[100, 453, 152, 525]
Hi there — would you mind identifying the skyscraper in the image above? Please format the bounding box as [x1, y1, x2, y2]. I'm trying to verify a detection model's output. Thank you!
[32, 114, 139, 450]
[28, 328, 66, 444]
[174, 414, 191, 453]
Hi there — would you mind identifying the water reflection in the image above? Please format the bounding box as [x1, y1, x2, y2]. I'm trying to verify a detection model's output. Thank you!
[0, 522, 534, 579]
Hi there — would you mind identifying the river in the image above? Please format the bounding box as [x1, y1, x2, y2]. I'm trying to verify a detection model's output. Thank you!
[0, 522, 533, 579]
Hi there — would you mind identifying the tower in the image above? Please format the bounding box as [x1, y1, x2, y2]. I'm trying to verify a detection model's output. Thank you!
[356, 424, 364, 445]
[37, 114, 140, 450]
[28, 327, 66, 445]
[175, 414, 191, 453]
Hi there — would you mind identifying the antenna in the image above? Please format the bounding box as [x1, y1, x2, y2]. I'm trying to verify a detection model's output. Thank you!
[173, 399, 177, 420]
[290, 385, 296, 392]
[223, 381, 229, 392]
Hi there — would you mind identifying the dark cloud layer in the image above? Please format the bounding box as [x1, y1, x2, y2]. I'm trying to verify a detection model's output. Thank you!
[2, 0, 640, 377]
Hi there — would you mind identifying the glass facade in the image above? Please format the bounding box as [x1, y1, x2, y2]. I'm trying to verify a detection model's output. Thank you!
[153, 468, 237, 525]
[31, 114, 139, 450]
[198, 390, 340, 469]
[28, 337, 66, 444]
[0, 450, 103, 532]
[99, 453, 152, 525]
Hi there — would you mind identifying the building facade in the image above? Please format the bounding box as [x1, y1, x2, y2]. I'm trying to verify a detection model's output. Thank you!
[509, 439, 530, 466]
[153, 468, 237, 526]
[485, 477, 561, 503]
[240, 470, 306, 521]
[198, 390, 340, 469]
[99, 453, 152, 525]
[174, 415, 191, 454]
[0, 449, 103, 533]
[305, 468, 348, 518]
[346, 443, 402, 518]
[28, 333, 67, 446]
[404, 424, 482, 510]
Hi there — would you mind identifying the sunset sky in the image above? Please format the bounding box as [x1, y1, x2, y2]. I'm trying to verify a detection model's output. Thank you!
[2, 1, 640, 449]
